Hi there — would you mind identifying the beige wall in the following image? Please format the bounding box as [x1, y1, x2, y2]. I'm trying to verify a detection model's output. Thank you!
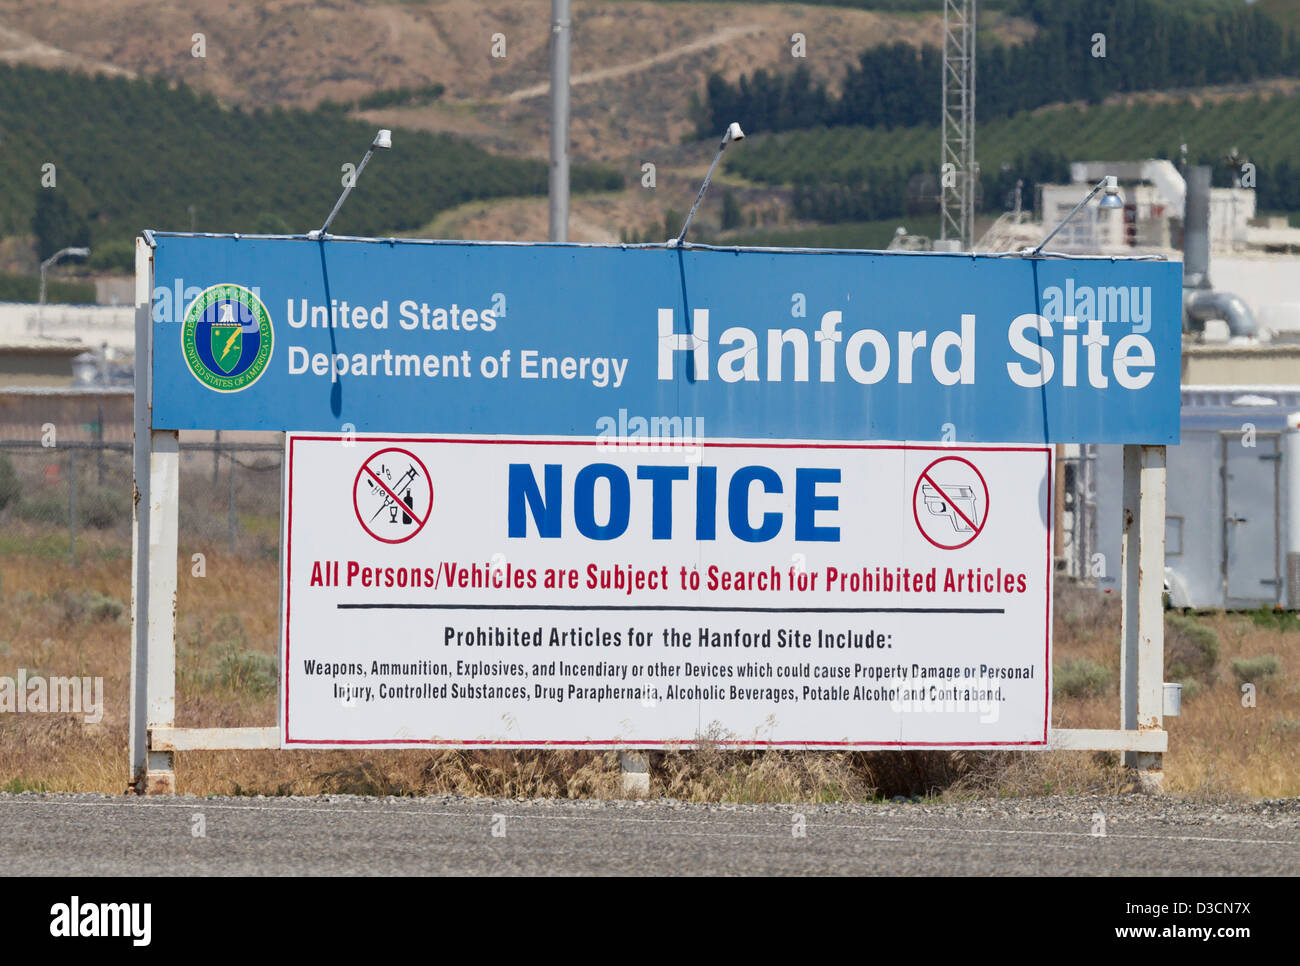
[0, 350, 82, 389]
[1182, 344, 1300, 385]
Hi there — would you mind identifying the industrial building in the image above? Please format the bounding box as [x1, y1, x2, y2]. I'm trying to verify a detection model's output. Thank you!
[977, 159, 1300, 609]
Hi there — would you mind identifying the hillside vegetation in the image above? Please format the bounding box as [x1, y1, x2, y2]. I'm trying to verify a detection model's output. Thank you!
[728, 92, 1300, 224]
[700, 0, 1300, 134]
[0, 63, 621, 255]
[1, 0, 1296, 258]
[0, 0, 1026, 164]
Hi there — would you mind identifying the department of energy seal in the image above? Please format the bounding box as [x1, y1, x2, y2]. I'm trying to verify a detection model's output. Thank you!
[181, 283, 274, 392]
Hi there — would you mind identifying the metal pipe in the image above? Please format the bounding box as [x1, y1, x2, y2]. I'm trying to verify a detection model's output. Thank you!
[1183, 166, 1212, 289]
[68, 449, 77, 564]
[1180, 165, 1256, 338]
[1184, 289, 1258, 338]
[548, 0, 571, 243]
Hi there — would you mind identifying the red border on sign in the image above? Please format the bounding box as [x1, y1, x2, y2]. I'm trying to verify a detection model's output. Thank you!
[282, 437, 1053, 748]
[352, 447, 434, 544]
[912, 455, 990, 550]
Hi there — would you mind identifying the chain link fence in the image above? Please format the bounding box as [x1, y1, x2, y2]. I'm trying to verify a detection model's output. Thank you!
[0, 436, 283, 566]
[0, 395, 288, 784]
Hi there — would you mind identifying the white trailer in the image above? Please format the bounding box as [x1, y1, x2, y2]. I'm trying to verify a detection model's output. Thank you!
[1090, 387, 1300, 609]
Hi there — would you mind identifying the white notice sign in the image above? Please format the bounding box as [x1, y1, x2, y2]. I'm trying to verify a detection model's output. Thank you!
[280, 435, 1052, 748]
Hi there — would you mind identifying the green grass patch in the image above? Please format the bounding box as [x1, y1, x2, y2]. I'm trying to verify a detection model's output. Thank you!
[1247, 606, 1300, 633]
[0, 530, 72, 559]
[1053, 658, 1112, 699]
[2, 777, 51, 794]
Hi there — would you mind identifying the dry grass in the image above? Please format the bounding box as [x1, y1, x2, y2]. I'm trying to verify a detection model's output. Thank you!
[2, 547, 1297, 801]
[1050, 584, 1300, 799]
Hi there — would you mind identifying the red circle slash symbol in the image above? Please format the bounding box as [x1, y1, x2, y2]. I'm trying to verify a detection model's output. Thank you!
[352, 447, 433, 544]
[912, 456, 989, 550]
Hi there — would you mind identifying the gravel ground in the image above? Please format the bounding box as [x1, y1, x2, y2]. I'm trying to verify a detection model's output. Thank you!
[0, 792, 1296, 875]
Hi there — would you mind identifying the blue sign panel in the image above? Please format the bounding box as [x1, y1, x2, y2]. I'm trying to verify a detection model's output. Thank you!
[149, 233, 1181, 443]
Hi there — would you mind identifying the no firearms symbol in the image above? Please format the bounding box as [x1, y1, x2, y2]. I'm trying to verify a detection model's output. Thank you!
[912, 455, 989, 550]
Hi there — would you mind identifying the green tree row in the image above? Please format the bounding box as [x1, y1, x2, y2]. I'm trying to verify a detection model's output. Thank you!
[0, 65, 622, 253]
[0, 271, 95, 303]
[698, 0, 1300, 136]
[729, 93, 1300, 223]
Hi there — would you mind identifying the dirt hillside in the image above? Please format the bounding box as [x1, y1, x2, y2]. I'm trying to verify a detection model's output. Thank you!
[0, 0, 1033, 162]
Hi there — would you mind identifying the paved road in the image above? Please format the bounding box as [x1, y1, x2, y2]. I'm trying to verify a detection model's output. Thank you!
[0, 792, 1295, 875]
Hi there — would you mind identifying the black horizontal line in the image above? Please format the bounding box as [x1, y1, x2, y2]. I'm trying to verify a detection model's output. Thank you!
[336, 603, 1004, 614]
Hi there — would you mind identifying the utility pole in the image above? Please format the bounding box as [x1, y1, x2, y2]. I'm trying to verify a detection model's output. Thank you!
[549, 0, 571, 242]
[939, 0, 976, 249]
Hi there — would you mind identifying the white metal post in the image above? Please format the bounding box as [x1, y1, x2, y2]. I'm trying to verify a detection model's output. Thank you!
[1119, 444, 1166, 791]
[144, 430, 179, 794]
[129, 238, 180, 794]
[129, 238, 151, 790]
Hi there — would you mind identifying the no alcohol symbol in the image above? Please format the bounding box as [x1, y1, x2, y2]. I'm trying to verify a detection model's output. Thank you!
[352, 447, 433, 544]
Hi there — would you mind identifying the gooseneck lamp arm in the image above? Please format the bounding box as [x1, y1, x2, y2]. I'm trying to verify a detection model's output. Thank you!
[1029, 175, 1122, 256]
[673, 122, 745, 247]
[315, 130, 392, 238]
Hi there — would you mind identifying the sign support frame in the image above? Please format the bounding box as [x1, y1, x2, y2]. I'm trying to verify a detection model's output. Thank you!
[1119, 443, 1167, 790]
[126, 236, 1170, 795]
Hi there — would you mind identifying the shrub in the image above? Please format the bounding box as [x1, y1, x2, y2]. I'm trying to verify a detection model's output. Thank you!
[10, 486, 129, 529]
[78, 486, 130, 529]
[88, 238, 136, 272]
[1231, 654, 1281, 689]
[355, 82, 445, 110]
[57, 588, 125, 623]
[218, 647, 278, 697]
[12, 493, 67, 525]
[1165, 612, 1219, 684]
[1053, 658, 1111, 699]
[1272, 716, 1300, 736]
[0, 453, 19, 510]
